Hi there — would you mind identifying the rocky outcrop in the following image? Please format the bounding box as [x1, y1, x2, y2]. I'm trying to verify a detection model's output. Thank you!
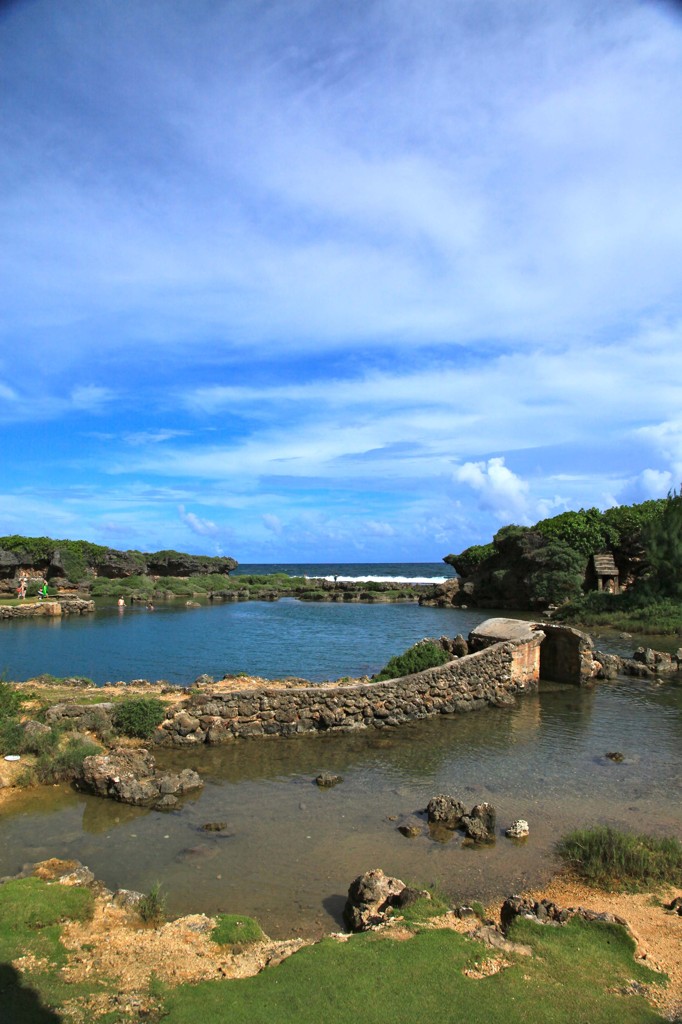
[500, 895, 627, 932]
[45, 702, 114, 734]
[594, 646, 682, 679]
[0, 536, 237, 589]
[343, 868, 430, 931]
[78, 748, 203, 809]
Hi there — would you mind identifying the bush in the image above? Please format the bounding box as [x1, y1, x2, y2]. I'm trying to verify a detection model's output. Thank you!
[556, 826, 682, 890]
[373, 641, 452, 682]
[0, 718, 24, 756]
[113, 697, 166, 738]
[0, 680, 24, 721]
[35, 736, 103, 783]
[137, 883, 167, 925]
[211, 914, 264, 946]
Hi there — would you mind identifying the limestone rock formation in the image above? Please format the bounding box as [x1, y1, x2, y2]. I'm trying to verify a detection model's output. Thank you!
[343, 868, 430, 932]
[79, 747, 203, 808]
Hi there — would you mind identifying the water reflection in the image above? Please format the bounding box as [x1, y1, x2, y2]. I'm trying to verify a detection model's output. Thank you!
[0, 677, 680, 939]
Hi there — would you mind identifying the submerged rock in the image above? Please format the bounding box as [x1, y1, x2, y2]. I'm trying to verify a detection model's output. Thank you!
[315, 772, 343, 788]
[426, 794, 466, 829]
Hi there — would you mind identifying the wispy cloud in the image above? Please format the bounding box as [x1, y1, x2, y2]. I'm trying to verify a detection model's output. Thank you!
[1, 0, 681, 558]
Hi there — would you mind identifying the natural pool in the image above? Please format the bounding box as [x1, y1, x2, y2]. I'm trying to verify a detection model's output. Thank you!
[1, 672, 680, 939]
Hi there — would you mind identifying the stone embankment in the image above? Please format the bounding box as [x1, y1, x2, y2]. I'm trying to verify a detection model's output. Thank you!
[155, 636, 540, 746]
[594, 645, 682, 678]
[0, 597, 95, 619]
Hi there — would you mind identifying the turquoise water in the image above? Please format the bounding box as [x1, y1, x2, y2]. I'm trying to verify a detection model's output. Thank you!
[0, 598, 495, 685]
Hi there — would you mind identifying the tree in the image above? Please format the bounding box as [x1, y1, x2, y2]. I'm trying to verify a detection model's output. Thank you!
[640, 488, 682, 599]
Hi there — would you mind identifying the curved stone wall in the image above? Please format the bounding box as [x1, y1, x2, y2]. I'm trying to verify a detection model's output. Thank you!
[155, 636, 542, 746]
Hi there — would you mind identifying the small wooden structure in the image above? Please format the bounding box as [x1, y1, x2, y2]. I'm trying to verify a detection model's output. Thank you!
[592, 553, 619, 594]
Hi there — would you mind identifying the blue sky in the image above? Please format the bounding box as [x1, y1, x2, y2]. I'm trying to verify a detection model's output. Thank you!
[2, 0, 682, 563]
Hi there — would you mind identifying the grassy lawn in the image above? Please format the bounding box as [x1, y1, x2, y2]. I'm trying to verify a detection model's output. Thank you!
[0, 874, 670, 1024]
[161, 918, 666, 1024]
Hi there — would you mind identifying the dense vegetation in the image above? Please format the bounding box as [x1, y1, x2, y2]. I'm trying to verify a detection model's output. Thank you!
[113, 696, 167, 738]
[444, 494, 682, 629]
[372, 640, 452, 681]
[556, 825, 682, 890]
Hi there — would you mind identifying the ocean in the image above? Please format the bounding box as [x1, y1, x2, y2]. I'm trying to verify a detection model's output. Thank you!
[232, 561, 457, 584]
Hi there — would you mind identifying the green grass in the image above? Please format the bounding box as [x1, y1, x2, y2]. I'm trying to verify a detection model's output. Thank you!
[555, 592, 682, 635]
[137, 883, 167, 925]
[556, 826, 682, 890]
[0, 877, 106, 1020]
[211, 914, 264, 946]
[161, 917, 666, 1024]
[35, 735, 103, 783]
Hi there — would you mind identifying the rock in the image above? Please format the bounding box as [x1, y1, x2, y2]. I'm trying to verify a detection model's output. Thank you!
[45, 702, 115, 734]
[79, 748, 203, 806]
[505, 819, 529, 839]
[501, 895, 627, 933]
[58, 866, 95, 886]
[112, 889, 145, 909]
[397, 825, 421, 839]
[460, 816, 493, 844]
[343, 868, 428, 932]
[200, 822, 229, 832]
[665, 896, 682, 915]
[315, 772, 343, 788]
[470, 802, 496, 833]
[593, 651, 623, 679]
[426, 794, 465, 829]
[22, 719, 51, 740]
[452, 634, 469, 657]
[605, 751, 625, 762]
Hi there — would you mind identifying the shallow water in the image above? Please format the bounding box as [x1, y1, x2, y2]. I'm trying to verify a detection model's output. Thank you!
[2, 674, 680, 939]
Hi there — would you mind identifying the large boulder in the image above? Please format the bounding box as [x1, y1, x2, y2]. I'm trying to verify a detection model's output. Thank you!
[343, 868, 429, 932]
[79, 748, 203, 808]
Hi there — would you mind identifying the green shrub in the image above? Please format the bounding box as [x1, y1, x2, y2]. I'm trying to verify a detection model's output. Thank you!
[113, 696, 166, 738]
[373, 641, 452, 682]
[0, 680, 24, 721]
[137, 883, 167, 925]
[556, 826, 682, 890]
[36, 736, 103, 783]
[0, 717, 24, 755]
[211, 914, 264, 946]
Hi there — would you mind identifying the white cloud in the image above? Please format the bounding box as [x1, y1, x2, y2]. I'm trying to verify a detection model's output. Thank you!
[262, 513, 283, 535]
[178, 504, 218, 537]
[453, 457, 531, 524]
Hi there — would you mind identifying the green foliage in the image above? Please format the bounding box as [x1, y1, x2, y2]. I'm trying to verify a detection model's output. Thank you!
[556, 590, 682, 634]
[373, 640, 452, 681]
[444, 543, 495, 577]
[113, 696, 166, 738]
[35, 736, 103, 783]
[0, 717, 24, 755]
[211, 914, 264, 946]
[523, 538, 586, 605]
[137, 883, 167, 925]
[639, 488, 682, 599]
[0, 679, 24, 721]
[556, 826, 682, 890]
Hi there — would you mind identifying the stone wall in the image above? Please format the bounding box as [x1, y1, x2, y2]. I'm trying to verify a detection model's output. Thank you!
[155, 639, 538, 746]
[0, 598, 95, 619]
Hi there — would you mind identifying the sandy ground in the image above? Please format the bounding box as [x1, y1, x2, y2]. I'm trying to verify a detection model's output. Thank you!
[522, 877, 682, 1021]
